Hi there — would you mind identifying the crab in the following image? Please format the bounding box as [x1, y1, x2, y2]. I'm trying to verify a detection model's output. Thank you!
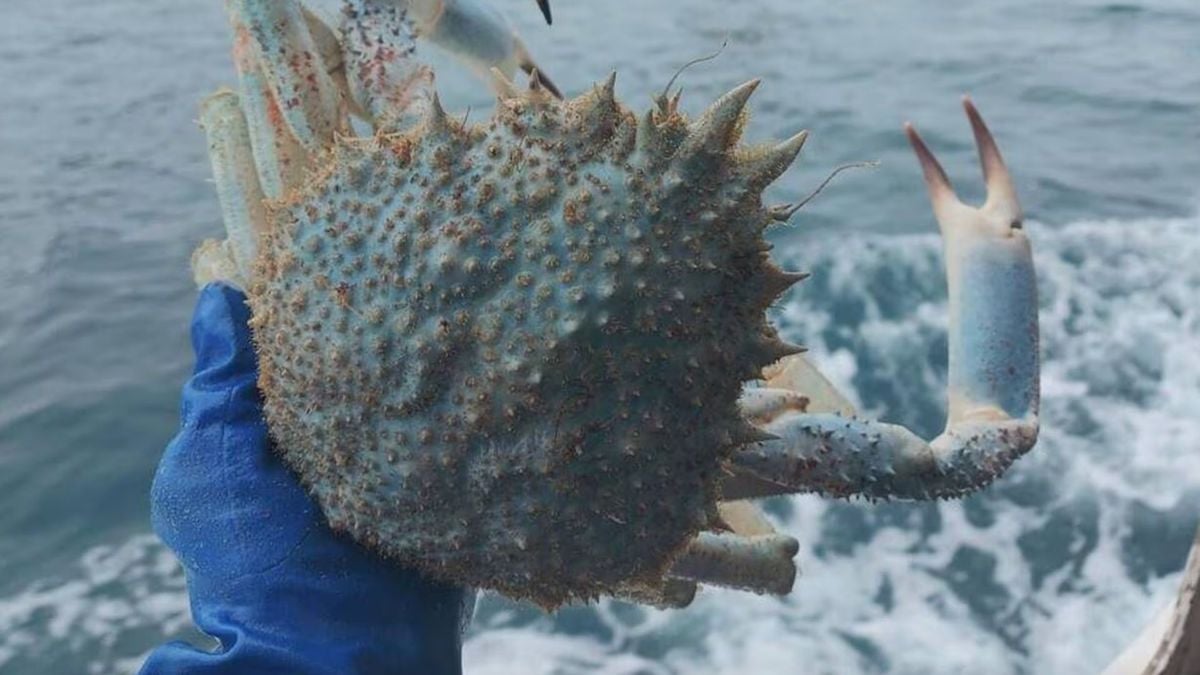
[191, 0, 1040, 609]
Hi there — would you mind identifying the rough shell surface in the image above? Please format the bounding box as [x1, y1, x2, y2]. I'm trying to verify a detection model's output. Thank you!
[249, 80, 802, 606]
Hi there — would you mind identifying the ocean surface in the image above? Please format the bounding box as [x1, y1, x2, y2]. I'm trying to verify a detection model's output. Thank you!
[1, 0, 1198, 673]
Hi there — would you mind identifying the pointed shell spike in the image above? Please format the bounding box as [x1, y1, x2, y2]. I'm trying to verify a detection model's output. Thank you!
[668, 89, 683, 114]
[677, 78, 761, 159]
[744, 130, 809, 187]
[528, 68, 545, 93]
[598, 71, 617, 105]
[636, 107, 661, 154]
[652, 93, 670, 117]
[578, 71, 618, 120]
[427, 91, 452, 132]
[525, 67, 560, 106]
[763, 267, 811, 296]
[769, 340, 808, 361]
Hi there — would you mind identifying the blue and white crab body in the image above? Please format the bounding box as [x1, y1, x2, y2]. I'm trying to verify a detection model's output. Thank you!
[193, 0, 1040, 608]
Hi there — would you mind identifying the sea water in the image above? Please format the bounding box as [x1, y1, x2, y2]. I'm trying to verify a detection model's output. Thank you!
[1, 0, 1198, 673]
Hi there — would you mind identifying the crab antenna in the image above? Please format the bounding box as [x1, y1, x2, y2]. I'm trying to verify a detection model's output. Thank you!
[659, 37, 729, 104]
[772, 160, 880, 222]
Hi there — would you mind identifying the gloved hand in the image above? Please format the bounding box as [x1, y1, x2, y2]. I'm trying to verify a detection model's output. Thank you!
[141, 283, 470, 675]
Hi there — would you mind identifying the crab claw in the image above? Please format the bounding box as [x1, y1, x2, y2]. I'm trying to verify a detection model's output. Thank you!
[905, 98, 1036, 425]
[965, 97, 1022, 226]
[904, 96, 1024, 240]
[727, 100, 1039, 501]
[536, 0, 553, 25]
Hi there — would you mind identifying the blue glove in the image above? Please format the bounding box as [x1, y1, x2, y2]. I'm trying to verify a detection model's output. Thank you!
[142, 283, 469, 675]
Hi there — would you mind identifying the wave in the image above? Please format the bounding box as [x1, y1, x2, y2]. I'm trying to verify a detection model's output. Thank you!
[3, 215, 1198, 674]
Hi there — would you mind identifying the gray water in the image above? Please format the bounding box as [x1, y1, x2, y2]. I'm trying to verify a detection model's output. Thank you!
[1, 0, 1198, 673]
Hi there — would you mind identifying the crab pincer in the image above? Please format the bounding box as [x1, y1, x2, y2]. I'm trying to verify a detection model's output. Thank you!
[733, 99, 1039, 501]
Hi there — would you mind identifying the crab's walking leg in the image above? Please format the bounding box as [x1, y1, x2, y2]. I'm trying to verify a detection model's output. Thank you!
[340, 0, 436, 127]
[657, 502, 799, 597]
[228, 18, 308, 198]
[313, 0, 560, 133]
[730, 99, 1039, 501]
[668, 533, 799, 596]
[196, 0, 350, 290]
[194, 90, 268, 289]
[733, 411, 1037, 500]
[403, 0, 562, 98]
[227, 0, 343, 151]
[724, 366, 860, 499]
[612, 579, 698, 610]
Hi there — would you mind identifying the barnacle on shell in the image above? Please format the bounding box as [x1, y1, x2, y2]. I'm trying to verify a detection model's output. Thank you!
[248, 76, 808, 606]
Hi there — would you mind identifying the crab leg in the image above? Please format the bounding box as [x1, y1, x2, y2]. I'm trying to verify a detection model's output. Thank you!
[724, 366, 859, 499]
[340, 0, 436, 127]
[668, 532, 798, 596]
[228, 19, 308, 199]
[227, 0, 344, 151]
[300, 0, 564, 125]
[405, 0, 562, 98]
[330, 0, 561, 103]
[602, 501, 799, 601]
[208, 0, 562, 201]
[716, 500, 782, 538]
[194, 90, 268, 290]
[658, 502, 798, 597]
[738, 387, 813, 425]
[730, 99, 1039, 501]
[611, 579, 698, 610]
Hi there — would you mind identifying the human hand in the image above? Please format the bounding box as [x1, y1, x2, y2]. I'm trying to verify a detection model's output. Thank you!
[141, 283, 470, 675]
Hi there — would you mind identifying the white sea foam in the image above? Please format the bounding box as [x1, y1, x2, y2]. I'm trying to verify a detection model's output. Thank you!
[0, 535, 191, 674]
[2, 215, 1197, 674]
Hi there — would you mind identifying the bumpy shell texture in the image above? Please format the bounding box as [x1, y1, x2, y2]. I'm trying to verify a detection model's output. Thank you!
[249, 78, 803, 606]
